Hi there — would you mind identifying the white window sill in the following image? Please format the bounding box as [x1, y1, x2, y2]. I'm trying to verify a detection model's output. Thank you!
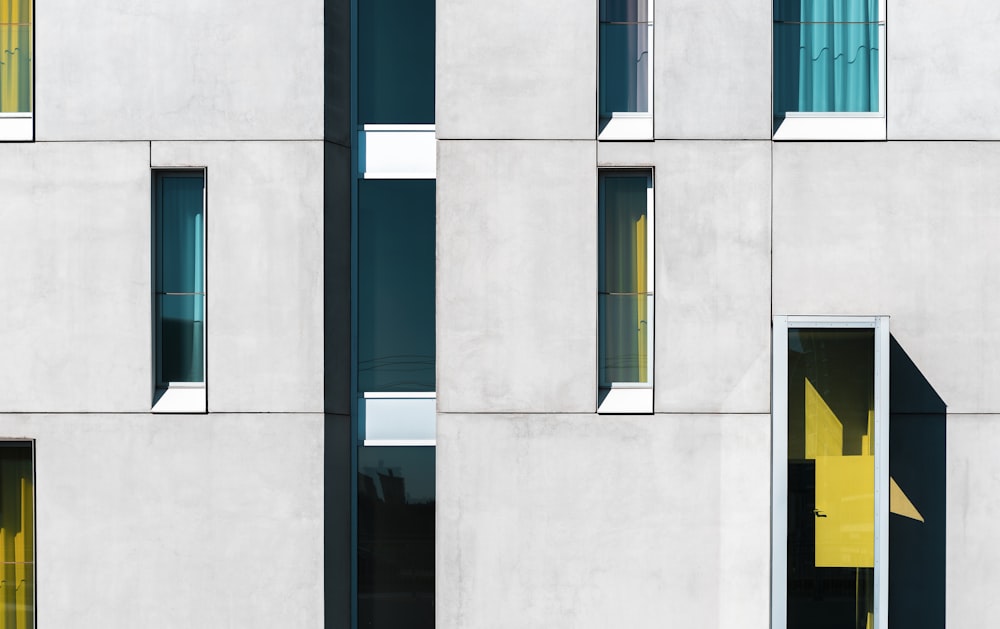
[360, 392, 436, 445]
[773, 115, 886, 141]
[599, 113, 653, 141]
[358, 124, 436, 179]
[0, 114, 33, 142]
[152, 384, 207, 414]
[598, 386, 653, 414]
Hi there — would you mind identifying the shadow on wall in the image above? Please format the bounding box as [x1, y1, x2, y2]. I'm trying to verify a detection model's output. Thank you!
[889, 336, 945, 629]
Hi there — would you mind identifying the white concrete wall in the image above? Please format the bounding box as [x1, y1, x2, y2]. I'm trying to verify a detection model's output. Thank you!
[437, 412, 770, 629]
[655, 0, 771, 139]
[437, 140, 598, 413]
[36, 0, 324, 141]
[0, 412, 323, 629]
[436, 0, 596, 139]
[773, 141, 1000, 414]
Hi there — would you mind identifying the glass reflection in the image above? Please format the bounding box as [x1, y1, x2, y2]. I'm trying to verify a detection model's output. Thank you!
[358, 180, 435, 393]
[357, 447, 434, 629]
[787, 328, 875, 629]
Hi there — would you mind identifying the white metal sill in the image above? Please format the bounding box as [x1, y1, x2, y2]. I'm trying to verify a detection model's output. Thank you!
[773, 114, 886, 141]
[0, 114, 33, 142]
[598, 384, 653, 414]
[152, 383, 207, 414]
[360, 391, 436, 446]
[358, 124, 436, 179]
[599, 113, 653, 141]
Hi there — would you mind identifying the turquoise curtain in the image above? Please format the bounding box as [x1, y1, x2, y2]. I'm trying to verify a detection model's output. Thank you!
[774, 0, 879, 114]
[156, 175, 205, 384]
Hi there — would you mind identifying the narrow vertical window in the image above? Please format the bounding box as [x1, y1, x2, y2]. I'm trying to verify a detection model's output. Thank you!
[599, 0, 653, 140]
[598, 171, 653, 414]
[773, 0, 886, 140]
[772, 317, 889, 629]
[0, 442, 33, 629]
[153, 171, 206, 413]
[0, 0, 33, 140]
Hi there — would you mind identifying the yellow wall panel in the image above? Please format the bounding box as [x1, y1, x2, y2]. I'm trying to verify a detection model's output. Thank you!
[815, 455, 875, 568]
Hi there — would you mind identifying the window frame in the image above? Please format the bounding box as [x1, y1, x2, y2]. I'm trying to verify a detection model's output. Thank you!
[772, 0, 887, 141]
[597, 169, 654, 414]
[0, 0, 33, 141]
[597, 0, 654, 141]
[151, 169, 207, 414]
[771, 315, 890, 629]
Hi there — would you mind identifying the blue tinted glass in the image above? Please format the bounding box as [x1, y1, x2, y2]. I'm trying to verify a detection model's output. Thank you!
[600, 0, 647, 23]
[358, 180, 435, 392]
[358, 0, 435, 123]
[157, 294, 205, 383]
[357, 446, 434, 629]
[156, 173, 205, 384]
[600, 23, 651, 114]
[157, 175, 204, 294]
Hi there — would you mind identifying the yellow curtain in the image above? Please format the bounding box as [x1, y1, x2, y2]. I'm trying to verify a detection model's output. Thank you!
[0, 449, 32, 629]
[0, 0, 32, 113]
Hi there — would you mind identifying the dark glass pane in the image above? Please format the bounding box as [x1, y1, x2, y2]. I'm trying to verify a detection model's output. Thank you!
[787, 329, 875, 629]
[157, 294, 205, 383]
[599, 23, 650, 114]
[600, 0, 647, 23]
[600, 175, 648, 294]
[157, 175, 204, 295]
[358, 180, 435, 393]
[0, 443, 33, 629]
[358, 446, 434, 629]
[599, 294, 651, 385]
[358, 0, 435, 123]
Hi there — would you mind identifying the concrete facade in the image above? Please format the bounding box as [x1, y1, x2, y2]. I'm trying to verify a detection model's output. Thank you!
[436, 1, 1000, 628]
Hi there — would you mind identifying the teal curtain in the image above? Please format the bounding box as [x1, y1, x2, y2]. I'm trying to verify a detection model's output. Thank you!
[156, 174, 205, 384]
[599, 0, 650, 115]
[774, 0, 879, 114]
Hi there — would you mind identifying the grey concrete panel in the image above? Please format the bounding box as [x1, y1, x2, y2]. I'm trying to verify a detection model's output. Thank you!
[0, 413, 323, 629]
[654, 141, 772, 413]
[0, 142, 151, 412]
[436, 0, 596, 139]
[946, 414, 1000, 627]
[152, 141, 325, 413]
[654, 0, 772, 139]
[437, 412, 771, 629]
[37, 0, 323, 141]
[773, 142, 1000, 414]
[325, 143, 352, 415]
[890, 2, 1000, 139]
[437, 141, 597, 413]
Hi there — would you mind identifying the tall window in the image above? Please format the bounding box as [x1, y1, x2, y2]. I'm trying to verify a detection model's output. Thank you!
[598, 171, 653, 414]
[0, 0, 32, 140]
[772, 317, 889, 629]
[773, 0, 886, 140]
[598, 0, 653, 140]
[0, 442, 33, 629]
[153, 172, 206, 413]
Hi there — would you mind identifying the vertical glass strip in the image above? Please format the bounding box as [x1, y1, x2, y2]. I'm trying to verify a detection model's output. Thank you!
[599, 173, 651, 385]
[155, 173, 205, 385]
[0, 0, 32, 113]
[357, 446, 434, 629]
[599, 0, 651, 116]
[0, 443, 32, 629]
[787, 328, 875, 629]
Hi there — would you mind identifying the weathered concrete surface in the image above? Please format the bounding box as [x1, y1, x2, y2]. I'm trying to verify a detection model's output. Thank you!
[437, 412, 771, 629]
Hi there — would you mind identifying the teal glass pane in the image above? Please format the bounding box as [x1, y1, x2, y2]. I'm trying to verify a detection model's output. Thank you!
[358, 180, 435, 393]
[600, 0, 647, 23]
[357, 446, 434, 629]
[774, 1, 880, 115]
[358, 0, 434, 123]
[599, 294, 651, 385]
[599, 23, 650, 114]
[157, 294, 204, 383]
[157, 176, 204, 295]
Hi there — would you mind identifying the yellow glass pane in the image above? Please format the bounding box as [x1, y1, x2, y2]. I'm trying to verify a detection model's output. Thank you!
[0, 0, 33, 113]
[815, 455, 875, 568]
